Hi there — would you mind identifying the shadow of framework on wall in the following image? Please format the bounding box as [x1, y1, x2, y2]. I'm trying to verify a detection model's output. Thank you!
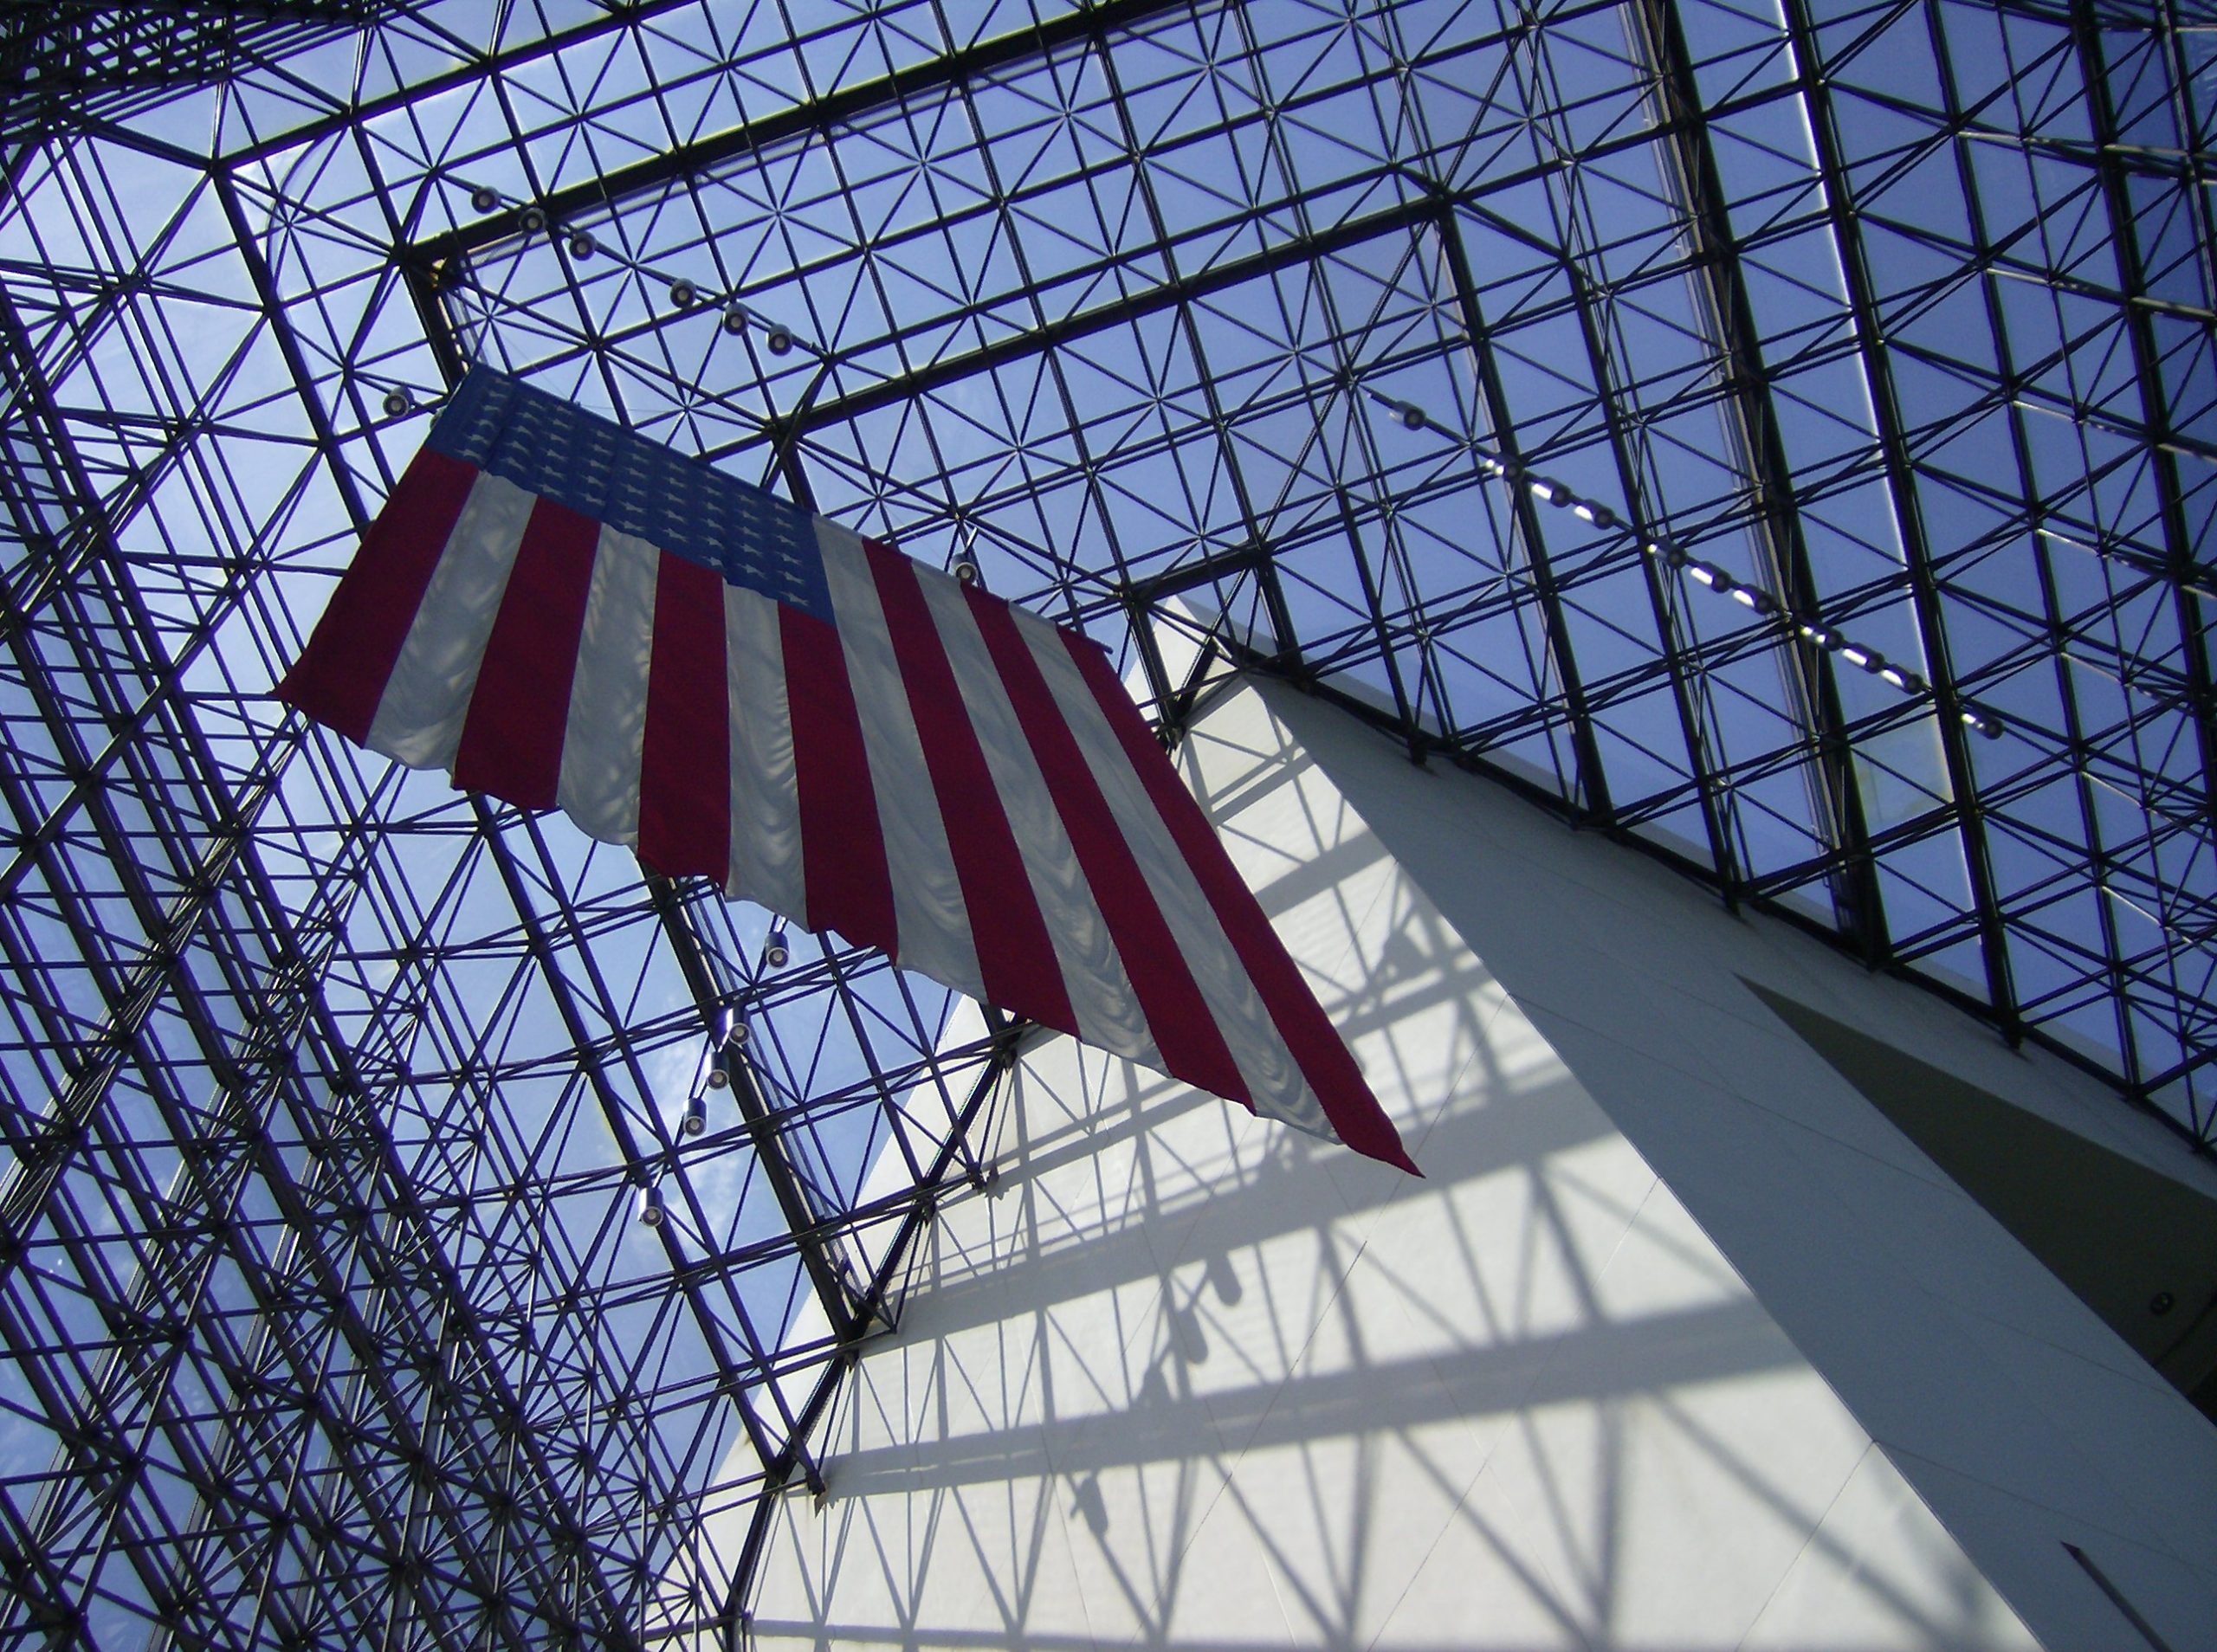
[740, 773, 2032, 1652]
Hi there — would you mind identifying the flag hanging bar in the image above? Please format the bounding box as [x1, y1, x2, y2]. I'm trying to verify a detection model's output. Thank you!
[281, 367, 1418, 1173]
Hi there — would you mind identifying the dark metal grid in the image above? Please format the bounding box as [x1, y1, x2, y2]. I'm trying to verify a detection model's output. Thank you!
[0, 0, 2211, 1646]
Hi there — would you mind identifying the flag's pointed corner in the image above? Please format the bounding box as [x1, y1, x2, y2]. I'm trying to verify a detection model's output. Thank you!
[1337, 1116, 1422, 1177]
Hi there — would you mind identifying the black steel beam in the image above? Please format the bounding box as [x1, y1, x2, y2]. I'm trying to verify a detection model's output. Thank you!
[406, 0, 1202, 272]
[1777, 0, 2023, 1036]
[1629, 0, 1884, 940]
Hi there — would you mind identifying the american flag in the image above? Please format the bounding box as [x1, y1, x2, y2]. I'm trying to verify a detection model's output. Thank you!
[281, 367, 1416, 1172]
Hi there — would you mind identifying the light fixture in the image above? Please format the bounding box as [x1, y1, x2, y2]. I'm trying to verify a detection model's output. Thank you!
[637, 1186, 664, 1228]
[953, 558, 980, 586]
[470, 185, 499, 213]
[568, 230, 595, 259]
[764, 927, 790, 969]
[682, 1096, 707, 1137]
[1398, 401, 1426, 430]
[519, 206, 546, 234]
[381, 387, 411, 418]
[765, 323, 794, 355]
[722, 304, 747, 334]
[669, 278, 697, 310]
[705, 1066, 730, 1090]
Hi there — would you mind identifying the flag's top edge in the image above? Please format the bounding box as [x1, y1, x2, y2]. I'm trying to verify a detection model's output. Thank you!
[424, 365, 1114, 657]
[427, 365, 836, 623]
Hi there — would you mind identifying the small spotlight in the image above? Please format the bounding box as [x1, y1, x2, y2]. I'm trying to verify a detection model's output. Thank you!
[682, 1097, 707, 1138]
[470, 185, 499, 213]
[764, 928, 790, 969]
[519, 206, 546, 234]
[722, 304, 748, 334]
[637, 1186, 665, 1228]
[568, 231, 596, 259]
[765, 324, 794, 356]
[1397, 402, 1426, 430]
[381, 387, 411, 418]
[669, 279, 697, 310]
[953, 558, 980, 586]
[705, 1067, 730, 1090]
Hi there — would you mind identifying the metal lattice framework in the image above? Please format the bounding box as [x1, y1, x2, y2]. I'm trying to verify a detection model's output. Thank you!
[1, 0, 2210, 1646]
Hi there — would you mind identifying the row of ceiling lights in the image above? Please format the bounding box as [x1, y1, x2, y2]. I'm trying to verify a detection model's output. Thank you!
[639, 931, 789, 1228]
[467, 184, 802, 354]
[1374, 391, 2007, 740]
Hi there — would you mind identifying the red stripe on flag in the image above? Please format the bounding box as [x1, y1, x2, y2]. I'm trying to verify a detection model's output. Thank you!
[967, 592, 1249, 1106]
[452, 498, 598, 810]
[638, 552, 733, 881]
[278, 448, 479, 743]
[1063, 638, 1418, 1173]
[866, 543, 1079, 1037]
[781, 604, 899, 956]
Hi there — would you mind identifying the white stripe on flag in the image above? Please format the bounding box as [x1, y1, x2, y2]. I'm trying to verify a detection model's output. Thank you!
[366, 469, 534, 770]
[1016, 615, 1329, 1136]
[915, 573, 1163, 1067]
[724, 583, 806, 920]
[557, 524, 659, 845]
[816, 523, 986, 1001]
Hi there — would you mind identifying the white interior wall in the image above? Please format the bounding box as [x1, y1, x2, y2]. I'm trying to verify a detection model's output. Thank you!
[738, 673, 2217, 1651]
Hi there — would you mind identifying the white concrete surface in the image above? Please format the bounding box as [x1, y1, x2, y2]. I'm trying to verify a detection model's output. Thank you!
[738, 672, 2217, 1651]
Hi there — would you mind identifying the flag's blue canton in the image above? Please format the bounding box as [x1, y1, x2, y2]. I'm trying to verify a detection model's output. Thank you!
[427, 367, 834, 623]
